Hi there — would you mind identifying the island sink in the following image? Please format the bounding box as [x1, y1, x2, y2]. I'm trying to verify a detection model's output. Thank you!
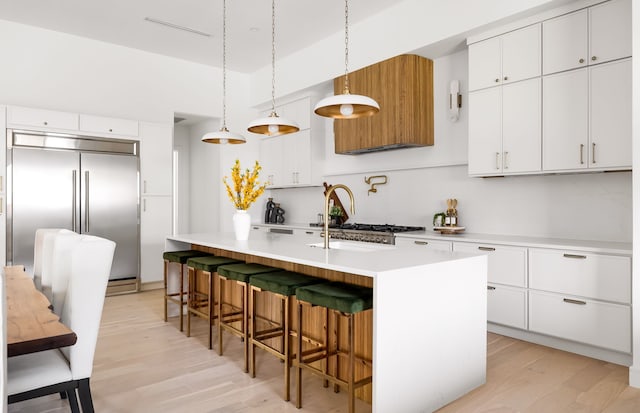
[307, 240, 396, 252]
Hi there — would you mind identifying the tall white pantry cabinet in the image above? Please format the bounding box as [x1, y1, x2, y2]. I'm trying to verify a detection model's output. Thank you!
[468, 0, 632, 177]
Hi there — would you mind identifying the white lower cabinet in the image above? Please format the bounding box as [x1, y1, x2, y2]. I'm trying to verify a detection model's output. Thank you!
[140, 195, 172, 284]
[394, 237, 452, 252]
[487, 284, 527, 329]
[529, 290, 631, 353]
[453, 242, 527, 287]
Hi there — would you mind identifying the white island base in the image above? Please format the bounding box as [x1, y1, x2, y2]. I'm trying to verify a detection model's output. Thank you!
[166, 232, 487, 412]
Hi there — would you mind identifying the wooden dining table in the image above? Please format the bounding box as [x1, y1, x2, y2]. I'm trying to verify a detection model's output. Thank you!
[5, 265, 77, 357]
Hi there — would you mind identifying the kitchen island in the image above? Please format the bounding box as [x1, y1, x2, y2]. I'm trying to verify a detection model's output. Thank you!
[166, 231, 487, 412]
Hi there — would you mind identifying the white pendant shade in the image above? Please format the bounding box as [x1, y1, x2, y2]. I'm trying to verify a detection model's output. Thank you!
[202, 127, 246, 144]
[314, 92, 380, 119]
[247, 112, 299, 137]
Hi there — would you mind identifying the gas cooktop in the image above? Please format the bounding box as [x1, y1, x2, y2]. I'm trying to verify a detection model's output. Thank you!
[331, 223, 425, 233]
[326, 223, 425, 244]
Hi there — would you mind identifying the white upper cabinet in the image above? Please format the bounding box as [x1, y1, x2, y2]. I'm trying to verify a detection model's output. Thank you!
[278, 97, 311, 131]
[589, 0, 631, 65]
[468, 24, 540, 91]
[7, 106, 79, 130]
[589, 59, 631, 169]
[139, 122, 172, 196]
[79, 114, 138, 137]
[542, 69, 589, 171]
[543, 59, 631, 172]
[469, 78, 541, 176]
[543, 0, 631, 75]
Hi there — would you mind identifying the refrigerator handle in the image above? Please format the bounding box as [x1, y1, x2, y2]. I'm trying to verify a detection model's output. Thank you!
[72, 170, 77, 232]
[85, 171, 90, 232]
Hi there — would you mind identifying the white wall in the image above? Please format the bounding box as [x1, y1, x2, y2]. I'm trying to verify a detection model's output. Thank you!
[173, 125, 191, 234]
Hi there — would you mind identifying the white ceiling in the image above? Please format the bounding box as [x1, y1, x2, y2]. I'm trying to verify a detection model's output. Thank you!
[0, 0, 398, 73]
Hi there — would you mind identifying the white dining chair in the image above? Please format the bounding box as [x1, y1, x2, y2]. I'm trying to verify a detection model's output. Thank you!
[38, 228, 76, 301]
[7, 235, 116, 413]
[33, 228, 72, 291]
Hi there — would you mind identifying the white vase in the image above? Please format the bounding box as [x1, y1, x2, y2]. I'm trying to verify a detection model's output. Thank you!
[233, 209, 251, 241]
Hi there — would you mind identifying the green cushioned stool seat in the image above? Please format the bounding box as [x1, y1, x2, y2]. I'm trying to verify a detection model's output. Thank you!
[186, 256, 241, 272]
[163, 250, 209, 264]
[250, 271, 325, 297]
[217, 263, 280, 283]
[295, 281, 373, 314]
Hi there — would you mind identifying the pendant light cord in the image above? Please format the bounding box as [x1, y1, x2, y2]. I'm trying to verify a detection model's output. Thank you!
[270, 0, 277, 114]
[221, 0, 228, 130]
[343, 0, 350, 94]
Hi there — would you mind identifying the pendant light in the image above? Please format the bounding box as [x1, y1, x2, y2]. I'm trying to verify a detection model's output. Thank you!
[202, 0, 245, 144]
[314, 0, 379, 119]
[247, 0, 299, 136]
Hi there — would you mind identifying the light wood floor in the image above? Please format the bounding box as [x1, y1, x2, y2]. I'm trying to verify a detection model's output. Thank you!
[7, 289, 640, 413]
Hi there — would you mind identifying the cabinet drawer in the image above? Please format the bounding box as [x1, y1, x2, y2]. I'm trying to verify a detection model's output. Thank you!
[487, 284, 527, 329]
[529, 290, 630, 353]
[80, 114, 139, 137]
[529, 248, 630, 303]
[8, 106, 78, 130]
[395, 238, 452, 252]
[453, 243, 526, 287]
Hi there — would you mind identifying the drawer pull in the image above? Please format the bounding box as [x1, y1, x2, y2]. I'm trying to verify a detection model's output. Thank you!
[487, 286, 496, 291]
[563, 298, 586, 305]
[478, 246, 495, 252]
[563, 253, 586, 259]
[305, 231, 314, 235]
[270, 228, 293, 235]
[414, 241, 429, 245]
[252, 226, 259, 230]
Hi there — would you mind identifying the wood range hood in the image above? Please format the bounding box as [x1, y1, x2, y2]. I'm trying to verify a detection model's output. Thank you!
[333, 54, 434, 155]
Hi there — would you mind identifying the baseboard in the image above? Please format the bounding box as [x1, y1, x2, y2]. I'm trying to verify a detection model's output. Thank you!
[140, 281, 163, 291]
[488, 323, 632, 366]
[629, 365, 640, 388]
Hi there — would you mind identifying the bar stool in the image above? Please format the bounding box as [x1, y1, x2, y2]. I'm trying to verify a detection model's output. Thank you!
[162, 250, 210, 331]
[249, 271, 325, 401]
[217, 263, 280, 372]
[185, 256, 241, 349]
[295, 281, 373, 413]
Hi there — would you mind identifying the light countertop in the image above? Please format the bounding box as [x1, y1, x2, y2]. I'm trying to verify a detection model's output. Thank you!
[166, 231, 478, 278]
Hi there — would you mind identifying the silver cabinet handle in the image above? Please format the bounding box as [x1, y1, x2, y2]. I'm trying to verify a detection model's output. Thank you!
[478, 246, 496, 251]
[504, 151, 509, 169]
[143, 198, 146, 212]
[72, 170, 77, 232]
[579, 58, 585, 64]
[85, 171, 90, 232]
[495, 152, 500, 170]
[143, 180, 147, 194]
[563, 298, 586, 305]
[580, 144, 584, 164]
[43, 121, 48, 125]
[591, 56, 597, 61]
[592, 143, 596, 164]
[503, 76, 508, 81]
[414, 240, 429, 245]
[495, 78, 500, 83]
[305, 231, 314, 235]
[0, 176, 3, 192]
[270, 228, 293, 235]
[563, 253, 586, 259]
[487, 286, 496, 290]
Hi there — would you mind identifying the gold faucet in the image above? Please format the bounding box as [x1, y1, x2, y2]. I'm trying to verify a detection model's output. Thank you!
[324, 184, 356, 249]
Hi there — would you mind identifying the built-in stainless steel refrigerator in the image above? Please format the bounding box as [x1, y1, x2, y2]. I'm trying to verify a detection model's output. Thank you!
[6, 129, 140, 285]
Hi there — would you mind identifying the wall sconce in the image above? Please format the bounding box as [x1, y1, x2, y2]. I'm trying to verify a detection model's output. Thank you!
[449, 80, 462, 122]
[364, 175, 387, 196]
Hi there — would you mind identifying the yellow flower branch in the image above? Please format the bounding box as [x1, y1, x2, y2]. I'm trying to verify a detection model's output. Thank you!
[223, 159, 267, 210]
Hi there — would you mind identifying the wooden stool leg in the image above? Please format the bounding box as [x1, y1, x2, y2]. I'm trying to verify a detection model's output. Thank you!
[179, 264, 185, 332]
[250, 287, 257, 378]
[296, 302, 303, 409]
[163, 260, 169, 322]
[186, 266, 192, 337]
[218, 276, 225, 356]
[348, 313, 355, 413]
[208, 271, 214, 350]
[334, 310, 340, 393]
[325, 307, 331, 389]
[283, 295, 290, 401]
[241, 281, 249, 373]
